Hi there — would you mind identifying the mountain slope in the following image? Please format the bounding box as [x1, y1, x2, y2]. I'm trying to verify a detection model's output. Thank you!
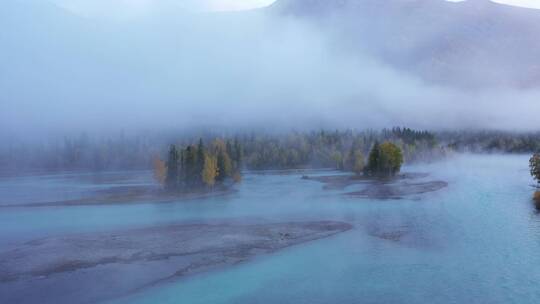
[269, 0, 540, 88]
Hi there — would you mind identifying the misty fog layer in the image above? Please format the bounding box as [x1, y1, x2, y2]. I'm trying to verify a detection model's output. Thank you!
[2, 0, 540, 140]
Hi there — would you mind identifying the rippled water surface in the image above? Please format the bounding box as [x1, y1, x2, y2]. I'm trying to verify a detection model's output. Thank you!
[2, 155, 540, 303]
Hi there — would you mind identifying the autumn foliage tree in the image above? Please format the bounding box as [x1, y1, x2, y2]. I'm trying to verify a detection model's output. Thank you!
[212, 139, 233, 182]
[202, 154, 218, 187]
[165, 145, 179, 190]
[153, 138, 243, 191]
[153, 155, 166, 186]
[366, 141, 403, 177]
[379, 142, 404, 177]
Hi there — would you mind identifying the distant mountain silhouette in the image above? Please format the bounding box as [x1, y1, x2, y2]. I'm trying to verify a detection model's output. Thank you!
[3, 0, 540, 89]
[269, 0, 540, 88]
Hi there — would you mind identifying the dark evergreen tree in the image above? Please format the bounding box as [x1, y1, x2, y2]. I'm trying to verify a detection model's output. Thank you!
[216, 149, 227, 181]
[184, 145, 196, 186]
[530, 153, 540, 187]
[179, 149, 185, 186]
[366, 141, 380, 176]
[165, 145, 179, 190]
[226, 140, 233, 159]
[196, 139, 206, 185]
[346, 142, 357, 171]
[233, 138, 242, 169]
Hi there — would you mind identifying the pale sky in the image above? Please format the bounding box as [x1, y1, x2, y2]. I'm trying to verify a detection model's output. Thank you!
[50, 0, 540, 18]
[207, 0, 276, 11]
[448, 0, 540, 9]
[49, 0, 277, 17]
[495, 0, 540, 8]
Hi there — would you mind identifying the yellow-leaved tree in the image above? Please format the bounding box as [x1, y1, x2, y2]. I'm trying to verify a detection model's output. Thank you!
[153, 156, 167, 186]
[202, 154, 218, 187]
[212, 139, 232, 181]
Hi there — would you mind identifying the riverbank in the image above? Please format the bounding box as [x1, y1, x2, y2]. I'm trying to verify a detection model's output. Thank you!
[0, 221, 352, 304]
[0, 184, 236, 208]
[303, 172, 447, 199]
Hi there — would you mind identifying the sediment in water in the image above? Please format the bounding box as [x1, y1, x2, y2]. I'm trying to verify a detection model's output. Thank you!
[0, 221, 352, 304]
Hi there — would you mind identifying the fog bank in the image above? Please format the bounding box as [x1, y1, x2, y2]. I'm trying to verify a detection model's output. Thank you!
[2, 0, 540, 142]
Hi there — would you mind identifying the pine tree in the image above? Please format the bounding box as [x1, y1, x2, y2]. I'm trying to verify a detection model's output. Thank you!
[226, 140, 233, 160]
[165, 145, 179, 190]
[184, 145, 196, 186]
[530, 153, 540, 187]
[366, 141, 380, 176]
[233, 138, 242, 170]
[179, 149, 185, 187]
[346, 141, 358, 171]
[196, 139, 205, 185]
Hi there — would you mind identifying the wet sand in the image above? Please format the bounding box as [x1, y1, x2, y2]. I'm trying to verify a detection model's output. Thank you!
[0, 185, 236, 208]
[303, 173, 447, 199]
[346, 180, 448, 199]
[0, 221, 352, 304]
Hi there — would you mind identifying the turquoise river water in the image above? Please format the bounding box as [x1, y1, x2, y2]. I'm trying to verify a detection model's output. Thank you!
[1, 154, 539, 303]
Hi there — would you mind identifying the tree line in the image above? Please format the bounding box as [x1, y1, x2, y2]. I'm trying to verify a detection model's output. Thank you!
[154, 136, 405, 190]
[9, 129, 540, 175]
[442, 130, 540, 153]
[154, 139, 242, 190]
[0, 127, 442, 174]
[240, 128, 441, 171]
[0, 133, 160, 173]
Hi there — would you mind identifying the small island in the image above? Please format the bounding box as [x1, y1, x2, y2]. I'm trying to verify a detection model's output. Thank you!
[303, 141, 447, 199]
[149, 130, 438, 198]
[363, 141, 404, 178]
[153, 138, 243, 192]
[1, 128, 447, 207]
[149, 131, 447, 201]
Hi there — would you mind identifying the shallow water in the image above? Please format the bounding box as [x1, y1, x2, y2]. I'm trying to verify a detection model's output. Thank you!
[2, 154, 540, 303]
